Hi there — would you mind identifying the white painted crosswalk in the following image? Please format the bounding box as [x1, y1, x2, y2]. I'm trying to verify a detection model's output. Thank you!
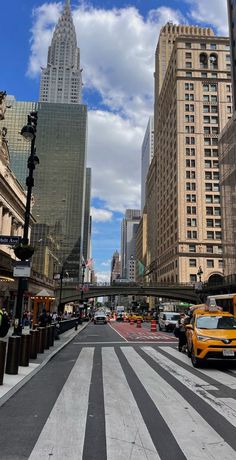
[28, 345, 236, 460]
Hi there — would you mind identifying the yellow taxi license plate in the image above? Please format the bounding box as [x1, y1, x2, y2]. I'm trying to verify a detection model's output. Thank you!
[223, 349, 235, 357]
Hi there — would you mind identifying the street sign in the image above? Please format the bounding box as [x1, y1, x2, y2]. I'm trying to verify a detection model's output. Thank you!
[13, 261, 31, 278]
[0, 235, 21, 245]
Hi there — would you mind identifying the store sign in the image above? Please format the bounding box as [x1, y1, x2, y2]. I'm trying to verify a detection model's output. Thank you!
[0, 235, 21, 245]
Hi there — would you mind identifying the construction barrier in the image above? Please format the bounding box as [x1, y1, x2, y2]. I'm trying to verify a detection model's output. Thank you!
[137, 319, 142, 328]
[150, 320, 157, 332]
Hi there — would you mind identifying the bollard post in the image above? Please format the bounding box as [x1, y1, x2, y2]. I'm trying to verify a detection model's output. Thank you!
[49, 325, 55, 347]
[37, 327, 45, 353]
[30, 329, 39, 359]
[0, 340, 7, 385]
[44, 326, 50, 350]
[5, 336, 21, 375]
[20, 334, 31, 366]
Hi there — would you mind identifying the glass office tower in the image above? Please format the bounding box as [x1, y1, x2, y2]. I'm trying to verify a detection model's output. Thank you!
[31, 102, 87, 280]
[0, 96, 36, 186]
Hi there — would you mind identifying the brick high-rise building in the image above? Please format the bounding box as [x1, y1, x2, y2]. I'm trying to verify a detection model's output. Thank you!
[147, 23, 232, 284]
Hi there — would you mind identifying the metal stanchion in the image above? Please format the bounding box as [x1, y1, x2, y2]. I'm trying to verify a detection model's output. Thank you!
[5, 336, 21, 375]
[37, 327, 45, 354]
[0, 341, 7, 385]
[19, 334, 31, 366]
[30, 330, 39, 359]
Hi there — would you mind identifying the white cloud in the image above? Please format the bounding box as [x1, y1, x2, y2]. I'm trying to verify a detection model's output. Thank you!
[186, 0, 228, 36]
[95, 271, 110, 283]
[91, 207, 113, 222]
[101, 260, 111, 267]
[88, 110, 142, 211]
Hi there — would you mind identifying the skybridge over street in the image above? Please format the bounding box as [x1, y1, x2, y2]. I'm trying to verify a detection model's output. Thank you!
[58, 282, 202, 305]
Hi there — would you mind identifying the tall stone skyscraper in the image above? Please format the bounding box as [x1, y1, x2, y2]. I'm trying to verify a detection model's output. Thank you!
[121, 210, 141, 280]
[147, 23, 232, 284]
[39, 0, 82, 104]
[141, 116, 154, 213]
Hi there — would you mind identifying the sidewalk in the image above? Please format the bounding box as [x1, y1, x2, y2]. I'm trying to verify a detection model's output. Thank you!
[0, 322, 89, 408]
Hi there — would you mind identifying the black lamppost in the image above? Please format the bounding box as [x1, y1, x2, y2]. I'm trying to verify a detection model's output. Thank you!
[58, 265, 69, 314]
[13, 112, 39, 335]
[197, 266, 203, 283]
[80, 261, 86, 313]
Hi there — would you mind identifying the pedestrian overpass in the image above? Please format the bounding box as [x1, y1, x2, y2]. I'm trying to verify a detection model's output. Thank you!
[58, 283, 202, 305]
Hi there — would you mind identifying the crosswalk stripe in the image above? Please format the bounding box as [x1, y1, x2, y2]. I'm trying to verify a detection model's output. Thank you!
[29, 348, 94, 460]
[142, 346, 218, 390]
[141, 346, 236, 428]
[121, 347, 235, 460]
[160, 346, 236, 389]
[102, 347, 160, 460]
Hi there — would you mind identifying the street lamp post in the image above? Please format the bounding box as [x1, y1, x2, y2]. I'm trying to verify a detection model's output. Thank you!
[13, 112, 39, 335]
[80, 261, 86, 316]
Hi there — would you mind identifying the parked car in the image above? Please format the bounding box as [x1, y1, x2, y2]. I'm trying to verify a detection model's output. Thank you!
[186, 303, 236, 368]
[94, 312, 107, 325]
[158, 312, 180, 332]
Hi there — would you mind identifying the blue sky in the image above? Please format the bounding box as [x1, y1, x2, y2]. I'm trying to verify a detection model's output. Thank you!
[1, 1, 228, 281]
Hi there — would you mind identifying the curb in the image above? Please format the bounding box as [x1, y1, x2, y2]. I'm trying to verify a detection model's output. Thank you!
[0, 321, 89, 408]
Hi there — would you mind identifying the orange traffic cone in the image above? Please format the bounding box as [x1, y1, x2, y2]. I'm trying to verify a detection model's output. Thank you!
[150, 320, 157, 332]
[137, 319, 142, 328]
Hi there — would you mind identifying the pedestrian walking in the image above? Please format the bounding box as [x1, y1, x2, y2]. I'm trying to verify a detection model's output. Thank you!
[174, 313, 188, 352]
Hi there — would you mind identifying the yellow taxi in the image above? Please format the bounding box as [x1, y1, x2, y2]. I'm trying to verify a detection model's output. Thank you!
[186, 298, 236, 368]
[128, 314, 143, 323]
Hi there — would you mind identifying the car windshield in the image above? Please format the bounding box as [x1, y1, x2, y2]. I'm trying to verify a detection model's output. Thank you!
[196, 315, 236, 330]
[166, 314, 180, 321]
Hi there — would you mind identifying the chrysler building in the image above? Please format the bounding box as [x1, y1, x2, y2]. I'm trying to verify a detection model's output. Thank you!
[39, 0, 82, 104]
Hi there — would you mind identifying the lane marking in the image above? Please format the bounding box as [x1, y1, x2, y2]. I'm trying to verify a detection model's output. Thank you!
[102, 347, 160, 460]
[142, 346, 218, 391]
[121, 347, 235, 460]
[109, 323, 128, 342]
[29, 348, 94, 460]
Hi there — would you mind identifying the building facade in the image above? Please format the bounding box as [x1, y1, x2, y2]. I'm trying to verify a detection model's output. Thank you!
[121, 209, 141, 281]
[141, 116, 154, 213]
[0, 96, 36, 187]
[39, 0, 82, 104]
[31, 102, 87, 281]
[228, 0, 236, 111]
[147, 23, 232, 284]
[110, 250, 121, 283]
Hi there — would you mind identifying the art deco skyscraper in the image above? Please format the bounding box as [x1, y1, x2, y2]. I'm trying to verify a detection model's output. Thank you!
[39, 0, 82, 104]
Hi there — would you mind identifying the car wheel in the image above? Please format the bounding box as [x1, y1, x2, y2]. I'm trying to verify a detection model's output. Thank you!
[191, 347, 203, 368]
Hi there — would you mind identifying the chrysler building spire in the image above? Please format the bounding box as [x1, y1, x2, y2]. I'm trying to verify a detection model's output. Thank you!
[39, 0, 82, 104]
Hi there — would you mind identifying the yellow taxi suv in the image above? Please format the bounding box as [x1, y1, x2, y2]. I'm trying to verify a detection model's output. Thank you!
[186, 300, 236, 368]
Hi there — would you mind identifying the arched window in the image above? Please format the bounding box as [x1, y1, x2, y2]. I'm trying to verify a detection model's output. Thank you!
[200, 53, 208, 69]
[209, 53, 218, 69]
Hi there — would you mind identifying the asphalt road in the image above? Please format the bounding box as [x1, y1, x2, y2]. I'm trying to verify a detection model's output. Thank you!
[0, 322, 236, 459]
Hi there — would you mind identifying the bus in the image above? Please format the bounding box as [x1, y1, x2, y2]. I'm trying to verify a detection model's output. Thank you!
[207, 294, 236, 316]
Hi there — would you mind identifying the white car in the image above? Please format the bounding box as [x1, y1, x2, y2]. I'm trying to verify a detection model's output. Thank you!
[94, 312, 107, 325]
[159, 312, 180, 332]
